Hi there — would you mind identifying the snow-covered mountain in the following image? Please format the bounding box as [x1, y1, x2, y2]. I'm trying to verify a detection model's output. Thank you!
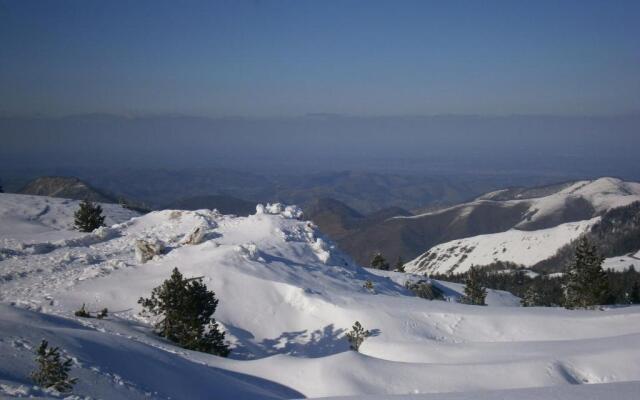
[1, 193, 640, 399]
[322, 177, 640, 265]
[403, 178, 640, 275]
[405, 218, 598, 275]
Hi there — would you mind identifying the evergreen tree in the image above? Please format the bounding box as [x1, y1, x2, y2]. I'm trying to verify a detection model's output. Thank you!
[138, 267, 230, 356]
[520, 285, 542, 307]
[394, 256, 405, 272]
[370, 253, 390, 270]
[31, 340, 77, 393]
[345, 321, 370, 352]
[629, 281, 640, 304]
[74, 200, 105, 232]
[460, 266, 487, 305]
[563, 237, 609, 309]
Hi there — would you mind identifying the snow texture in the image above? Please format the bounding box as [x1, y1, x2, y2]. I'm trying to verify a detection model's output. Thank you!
[1, 193, 640, 399]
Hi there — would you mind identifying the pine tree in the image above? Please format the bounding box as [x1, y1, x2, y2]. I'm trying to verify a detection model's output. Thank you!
[460, 266, 487, 305]
[138, 267, 230, 356]
[520, 285, 542, 307]
[394, 256, 405, 272]
[563, 237, 609, 309]
[31, 340, 77, 393]
[629, 281, 640, 304]
[74, 199, 105, 232]
[345, 321, 370, 352]
[370, 253, 390, 270]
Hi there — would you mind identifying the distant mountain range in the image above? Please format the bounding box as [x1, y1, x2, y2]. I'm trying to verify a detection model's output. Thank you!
[309, 177, 640, 266]
[18, 176, 117, 203]
[12, 175, 640, 274]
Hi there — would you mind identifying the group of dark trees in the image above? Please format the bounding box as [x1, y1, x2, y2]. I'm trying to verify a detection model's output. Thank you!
[534, 201, 640, 273]
[369, 253, 405, 272]
[432, 237, 640, 308]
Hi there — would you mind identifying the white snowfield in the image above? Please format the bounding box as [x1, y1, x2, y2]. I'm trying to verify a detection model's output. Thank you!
[602, 250, 640, 272]
[405, 218, 598, 275]
[1, 193, 640, 399]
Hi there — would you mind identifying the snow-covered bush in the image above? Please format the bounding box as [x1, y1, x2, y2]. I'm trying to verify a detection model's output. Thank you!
[31, 340, 77, 393]
[405, 279, 444, 300]
[255, 203, 303, 219]
[345, 321, 370, 352]
[74, 303, 91, 318]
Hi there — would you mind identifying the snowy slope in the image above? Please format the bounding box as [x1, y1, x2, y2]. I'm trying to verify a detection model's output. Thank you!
[405, 218, 597, 275]
[603, 250, 640, 272]
[1, 194, 640, 399]
[0, 193, 138, 242]
[395, 177, 640, 228]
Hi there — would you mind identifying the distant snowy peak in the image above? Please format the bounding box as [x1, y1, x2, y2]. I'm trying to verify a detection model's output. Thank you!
[395, 177, 640, 230]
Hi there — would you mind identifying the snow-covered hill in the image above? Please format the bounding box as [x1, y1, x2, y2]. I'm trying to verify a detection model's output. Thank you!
[398, 177, 640, 230]
[405, 218, 598, 275]
[1, 194, 640, 399]
[404, 178, 640, 275]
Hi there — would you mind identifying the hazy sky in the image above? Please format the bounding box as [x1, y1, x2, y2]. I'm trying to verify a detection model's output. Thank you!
[1, 0, 639, 117]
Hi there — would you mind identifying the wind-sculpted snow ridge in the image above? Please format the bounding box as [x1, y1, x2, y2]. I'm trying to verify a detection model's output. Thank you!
[1, 194, 640, 399]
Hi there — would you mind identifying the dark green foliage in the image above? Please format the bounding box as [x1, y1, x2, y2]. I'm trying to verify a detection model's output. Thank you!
[138, 268, 230, 356]
[604, 266, 640, 304]
[370, 253, 390, 270]
[460, 266, 487, 305]
[31, 340, 77, 393]
[74, 303, 91, 318]
[394, 256, 405, 272]
[345, 321, 370, 352]
[629, 280, 640, 304]
[433, 260, 640, 307]
[74, 199, 105, 232]
[405, 279, 444, 300]
[564, 237, 608, 309]
[96, 308, 108, 319]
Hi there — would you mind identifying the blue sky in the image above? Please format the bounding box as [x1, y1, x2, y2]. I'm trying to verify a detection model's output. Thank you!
[1, 0, 639, 116]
